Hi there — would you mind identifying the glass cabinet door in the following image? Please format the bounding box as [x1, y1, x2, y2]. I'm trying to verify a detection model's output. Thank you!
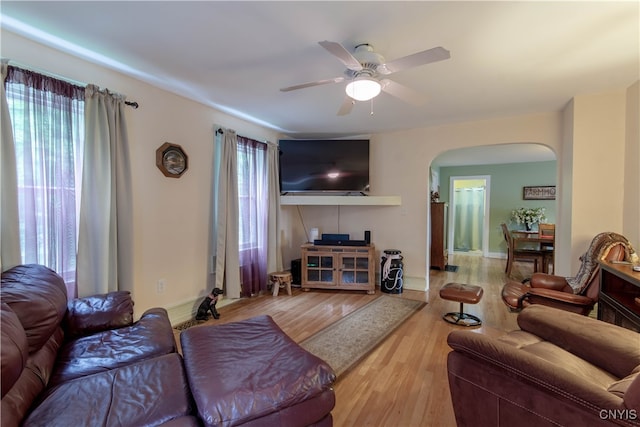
[340, 255, 370, 284]
[306, 254, 334, 283]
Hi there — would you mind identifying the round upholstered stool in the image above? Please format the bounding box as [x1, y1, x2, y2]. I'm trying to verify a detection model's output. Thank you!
[269, 271, 292, 296]
[439, 282, 483, 326]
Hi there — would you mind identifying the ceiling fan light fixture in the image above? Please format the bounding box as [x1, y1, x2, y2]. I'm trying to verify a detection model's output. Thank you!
[345, 77, 381, 101]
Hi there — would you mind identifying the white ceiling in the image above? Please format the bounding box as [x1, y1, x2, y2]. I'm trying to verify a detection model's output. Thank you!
[1, 1, 638, 146]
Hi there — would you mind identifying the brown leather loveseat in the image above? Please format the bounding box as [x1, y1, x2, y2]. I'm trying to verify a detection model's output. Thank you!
[447, 305, 640, 426]
[1, 264, 336, 427]
[1, 264, 198, 427]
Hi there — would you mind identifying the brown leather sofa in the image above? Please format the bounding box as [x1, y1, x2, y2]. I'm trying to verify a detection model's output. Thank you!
[1, 264, 198, 427]
[447, 305, 640, 426]
[2, 264, 336, 427]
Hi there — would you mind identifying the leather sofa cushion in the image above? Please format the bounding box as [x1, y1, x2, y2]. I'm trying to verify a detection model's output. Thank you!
[64, 291, 134, 338]
[23, 353, 194, 427]
[497, 331, 618, 387]
[2, 328, 65, 427]
[608, 370, 639, 398]
[1, 303, 28, 398]
[49, 308, 176, 387]
[624, 370, 640, 411]
[1, 265, 67, 353]
[517, 305, 640, 378]
[181, 315, 336, 427]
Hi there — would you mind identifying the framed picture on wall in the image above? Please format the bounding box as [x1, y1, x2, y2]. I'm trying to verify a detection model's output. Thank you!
[523, 186, 556, 200]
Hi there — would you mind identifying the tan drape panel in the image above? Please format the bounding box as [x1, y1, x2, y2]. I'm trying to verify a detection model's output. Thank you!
[266, 141, 282, 273]
[213, 128, 241, 298]
[0, 59, 22, 271]
[76, 85, 133, 296]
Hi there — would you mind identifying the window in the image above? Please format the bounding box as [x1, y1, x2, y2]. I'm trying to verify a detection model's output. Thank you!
[237, 136, 267, 251]
[5, 67, 84, 293]
[236, 135, 268, 295]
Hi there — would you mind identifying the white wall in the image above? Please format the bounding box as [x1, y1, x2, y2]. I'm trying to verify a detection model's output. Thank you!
[566, 91, 628, 272]
[624, 82, 640, 250]
[280, 112, 565, 285]
[5, 29, 638, 311]
[280, 92, 640, 283]
[3, 31, 280, 317]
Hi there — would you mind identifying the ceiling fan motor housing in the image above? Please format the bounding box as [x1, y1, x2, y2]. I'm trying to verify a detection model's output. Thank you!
[350, 44, 385, 78]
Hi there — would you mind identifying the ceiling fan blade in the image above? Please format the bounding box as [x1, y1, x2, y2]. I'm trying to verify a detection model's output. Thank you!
[380, 79, 427, 106]
[318, 40, 363, 71]
[280, 76, 345, 92]
[377, 46, 450, 75]
[337, 97, 355, 116]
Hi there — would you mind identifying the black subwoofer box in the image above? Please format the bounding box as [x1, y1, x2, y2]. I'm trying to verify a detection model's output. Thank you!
[291, 258, 302, 287]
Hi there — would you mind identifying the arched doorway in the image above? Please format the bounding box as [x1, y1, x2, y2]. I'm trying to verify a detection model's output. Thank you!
[429, 143, 557, 269]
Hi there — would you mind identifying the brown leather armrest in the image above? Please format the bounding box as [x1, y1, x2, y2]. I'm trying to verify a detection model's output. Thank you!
[525, 288, 593, 305]
[523, 288, 596, 315]
[64, 291, 134, 338]
[529, 273, 572, 292]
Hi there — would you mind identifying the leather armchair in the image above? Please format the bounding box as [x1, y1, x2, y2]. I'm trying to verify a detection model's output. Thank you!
[501, 232, 637, 315]
[447, 305, 640, 427]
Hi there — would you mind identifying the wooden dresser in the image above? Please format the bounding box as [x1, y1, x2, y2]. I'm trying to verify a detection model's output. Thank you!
[597, 261, 640, 332]
[430, 202, 448, 270]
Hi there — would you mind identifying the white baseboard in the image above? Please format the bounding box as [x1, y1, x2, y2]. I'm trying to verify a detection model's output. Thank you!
[487, 252, 507, 259]
[402, 276, 427, 291]
[376, 274, 426, 292]
[169, 274, 429, 325]
[166, 296, 238, 326]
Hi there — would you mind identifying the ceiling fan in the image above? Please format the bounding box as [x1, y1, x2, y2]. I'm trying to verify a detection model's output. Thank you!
[280, 40, 450, 115]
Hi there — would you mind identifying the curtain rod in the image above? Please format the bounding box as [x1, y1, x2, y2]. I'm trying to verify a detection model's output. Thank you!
[5, 60, 139, 109]
[215, 126, 269, 144]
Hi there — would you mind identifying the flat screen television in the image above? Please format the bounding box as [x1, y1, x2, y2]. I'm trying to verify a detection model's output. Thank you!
[279, 139, 370, 194]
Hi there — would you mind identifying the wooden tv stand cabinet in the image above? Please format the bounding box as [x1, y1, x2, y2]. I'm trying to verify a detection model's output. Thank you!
[301, 243, 375, 294]
[597, 261, 640, 332]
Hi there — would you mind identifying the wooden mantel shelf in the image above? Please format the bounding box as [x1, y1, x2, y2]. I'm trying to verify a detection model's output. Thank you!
[280, 195, 401, 206]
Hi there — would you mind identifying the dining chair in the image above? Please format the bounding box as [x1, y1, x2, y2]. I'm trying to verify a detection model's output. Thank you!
[538, 223, 555, 273]
[501, 223, 545, 278]
[538, 223, 555, 245]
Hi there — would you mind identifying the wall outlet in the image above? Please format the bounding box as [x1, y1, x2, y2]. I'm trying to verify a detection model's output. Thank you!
[157, 279, 166, 294]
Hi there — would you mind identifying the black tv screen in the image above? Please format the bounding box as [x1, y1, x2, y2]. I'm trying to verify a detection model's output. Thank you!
[279, 139, 370, 193]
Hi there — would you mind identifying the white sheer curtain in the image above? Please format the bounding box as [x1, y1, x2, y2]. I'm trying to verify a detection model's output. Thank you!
[237, 135, 268, 295]
[453, 187, 485, 252]
[211, 127, 281, 298]
[3, 66, 84, 296]
[0, 60, 21, 271]
[76, 85, 133, 296]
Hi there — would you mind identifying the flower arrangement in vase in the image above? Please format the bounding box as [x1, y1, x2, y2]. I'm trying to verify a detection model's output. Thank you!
[511, 207, 546, 231]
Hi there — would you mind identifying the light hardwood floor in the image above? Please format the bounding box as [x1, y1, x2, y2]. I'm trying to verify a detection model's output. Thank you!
[177, 253, 536, 427]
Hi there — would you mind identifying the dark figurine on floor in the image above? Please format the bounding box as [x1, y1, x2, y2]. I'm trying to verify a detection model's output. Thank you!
[195, 288, 224, 321]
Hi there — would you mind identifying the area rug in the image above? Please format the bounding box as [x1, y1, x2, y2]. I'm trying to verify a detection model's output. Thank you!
[174, 318, 204, 331]
[445, 264, 459, 272]
[299, 295, 426, 378]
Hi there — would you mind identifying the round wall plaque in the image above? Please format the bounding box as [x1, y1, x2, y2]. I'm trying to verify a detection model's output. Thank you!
[156, 142, 188, 178]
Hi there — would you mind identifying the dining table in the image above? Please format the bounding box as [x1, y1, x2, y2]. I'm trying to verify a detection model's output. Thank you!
[512, 231, 555, 274]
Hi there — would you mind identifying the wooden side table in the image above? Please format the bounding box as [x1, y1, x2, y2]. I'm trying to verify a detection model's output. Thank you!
[270, 271, 292, 296]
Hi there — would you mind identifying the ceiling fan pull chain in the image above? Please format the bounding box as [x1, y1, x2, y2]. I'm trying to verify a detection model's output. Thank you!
[370, 98, 375, 116]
